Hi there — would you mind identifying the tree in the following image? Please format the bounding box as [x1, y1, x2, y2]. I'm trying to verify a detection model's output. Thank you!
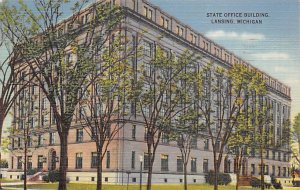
[79, 35, 133, 190]
[0, 14, 31, 190]
[196, 63, 263, 190]
[7, 89, 40, 190]
[168, 67, 203, 190]
[227, 114, 254, 190]
[293, 113, 300, 166]
[135, 47, 196, 190]
[0, 1, 126, 189]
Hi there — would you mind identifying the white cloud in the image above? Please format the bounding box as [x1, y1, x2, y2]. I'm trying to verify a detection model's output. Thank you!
[274, 66, 290, 73]
[206, 30, 265, 41]
[252, 52, 290, 60]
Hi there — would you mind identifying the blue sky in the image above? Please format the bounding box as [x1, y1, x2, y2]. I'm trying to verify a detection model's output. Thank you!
[150, 0, 300, 119]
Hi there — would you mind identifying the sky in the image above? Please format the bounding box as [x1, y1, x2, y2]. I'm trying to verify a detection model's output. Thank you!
[150, 0, 300, 119]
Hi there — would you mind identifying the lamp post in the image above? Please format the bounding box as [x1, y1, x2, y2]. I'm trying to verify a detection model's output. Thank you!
[126, 171, 131, 190]
[139, 155, 143, 190]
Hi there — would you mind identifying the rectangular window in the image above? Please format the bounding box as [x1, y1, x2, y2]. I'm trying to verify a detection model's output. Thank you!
[177, 156, 183, 172]
[161, 132, 169, 144]
[272, 165, 275, 176]
[106, 151, 110, 169]
[91, 152, 98, 168]
[27, 156, 32, 170]
[132, 125, 136, 139]
[30, 118, 34, 128]
[203, 159, 208, 173]
[76, 153, 83, 169]
[143, 41, 152, 57]
[204, 139, 209, 150]
[191, 158, 197, 172]
[38, 135, 43, 146]
[76, 129, 83, 142]
[251, 164, 255, 175]
[41, 98, 46, 110]
[161, 154, 169, 171]
[144, 153, 150, 170]
[131, 151, 135, 169]
[49, 132, 55, 145]
[191, 136, 197, 148]
[37, 155, 43, 170]
[11, 157, 14, 169]
[17, 156, 22, 169]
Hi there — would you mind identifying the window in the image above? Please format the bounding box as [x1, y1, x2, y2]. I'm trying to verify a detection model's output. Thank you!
[91, 152, 98, 168]
[161, 132, 169, 144]
[27, 136, 32, 147]
[283, 167, 286, 177]
[76, 129, 83, 142]
[251, 164, 255, 175]
[191, 136, 197, 148]
[106, 151, 110, 169]
[131, 0, 136, 10]
[177, 156, 183, 172]
[203, 159, 208, 173]
[144, 153, 150, 170]
[144, 126, 148, 141]
[161, 155, 169, 171]
[161, 16, 169, 29]
[27, 156, 32, 170]
[38, 135, 43, 146]
[42, 97, 47, 110]
[37, 155, 43, 170]
[278, 166, 281, 177]
[177, 26, 184, 37]
[132, 125, 136, 139]
[131, 151, 135, 169]
[41, 115, 45, 127]
[272, 165, 275, 176]
[143, 41, 152, 57]
[30, 118, 34, 128]
[278, 152, 281, 161]
[76, 153, 83, 169]
[11, 157, 14, 169]
[204, 139, 209, 150]
[191, 158, 197, 172]
[17, 156, 22, 169]
[49, 132, 55, 145]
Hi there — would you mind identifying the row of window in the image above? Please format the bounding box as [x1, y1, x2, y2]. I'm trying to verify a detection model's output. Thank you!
[250, 164, 289, 177]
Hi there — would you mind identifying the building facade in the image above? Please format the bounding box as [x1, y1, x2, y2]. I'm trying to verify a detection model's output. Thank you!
[8, 0, 291, 184]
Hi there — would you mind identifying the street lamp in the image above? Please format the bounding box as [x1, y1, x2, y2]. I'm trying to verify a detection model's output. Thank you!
[126, 171, 131, 190]
[139, 155, 143, 190]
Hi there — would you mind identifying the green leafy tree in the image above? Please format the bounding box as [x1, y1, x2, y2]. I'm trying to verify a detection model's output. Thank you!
[292, 113, 300, 166]
[0, 1, 126, 189]
[0, 15, 32, 190]
[135, 47, 196, 190]
[79, 35, 134, 190]
[196, 63, 264, 190]
[168, 67, 203, 190]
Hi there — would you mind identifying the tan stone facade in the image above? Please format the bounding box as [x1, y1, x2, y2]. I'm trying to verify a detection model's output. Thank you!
[8, 0, 291, 184]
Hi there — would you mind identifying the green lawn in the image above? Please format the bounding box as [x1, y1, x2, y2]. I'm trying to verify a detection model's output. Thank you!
[2, 183, 260, 190]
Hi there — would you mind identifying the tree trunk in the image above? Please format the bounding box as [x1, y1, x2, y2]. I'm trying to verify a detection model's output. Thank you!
[96, 148, 103, 190]
[183, 162, 188, 190]
[213, 153, 219, 190]
[147, 160, 153, 190]
[146, 143, 153, 190]
[0, 116, 3, 190]
[24, 144, 27, 190]
[58, 131, 69, 190]
[260, 144, 264, 190]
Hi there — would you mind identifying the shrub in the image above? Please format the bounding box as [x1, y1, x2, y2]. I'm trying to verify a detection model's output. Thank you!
[42, 170, 60, 183]
[205, 170, 231, 185]
[250, 178, 261, 188]
[42, 174, 49, 183]
[27, 168, 38, 175]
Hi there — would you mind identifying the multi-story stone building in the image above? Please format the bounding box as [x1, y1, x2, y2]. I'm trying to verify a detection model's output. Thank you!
[8, 0, 291, 184]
